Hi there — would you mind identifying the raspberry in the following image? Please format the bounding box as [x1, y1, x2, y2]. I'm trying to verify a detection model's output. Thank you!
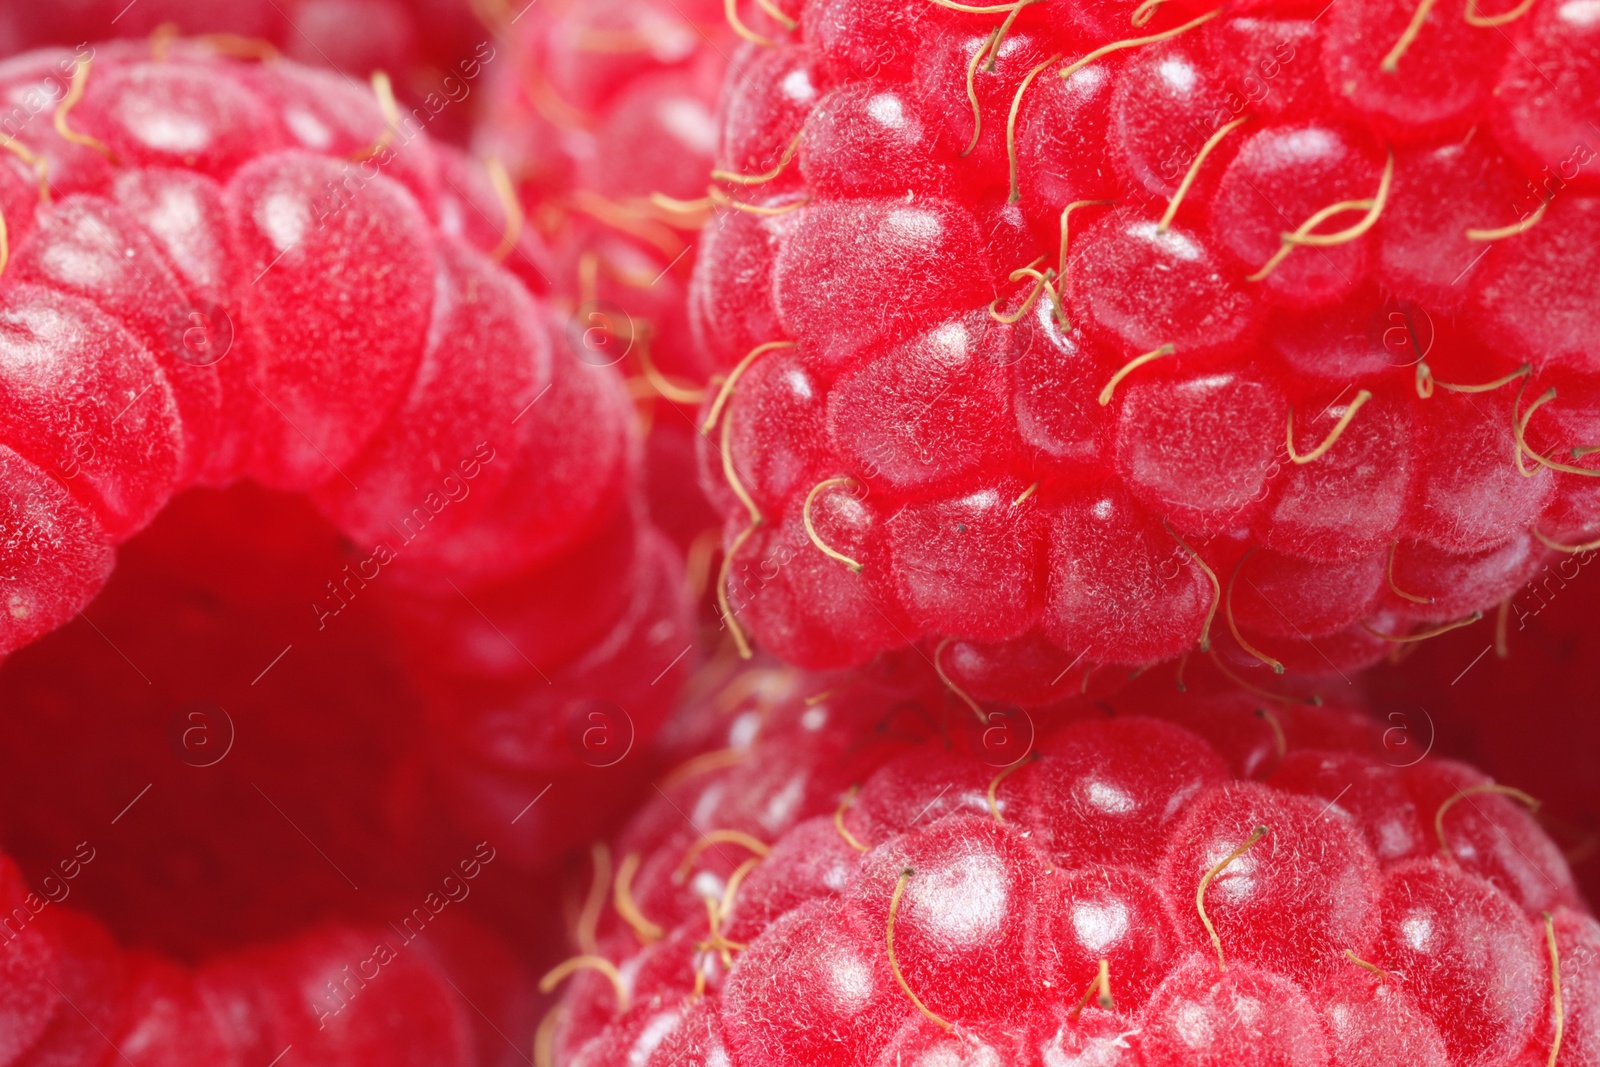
[0, 856, 54, 1062]
[547, 662, 1594, 1067]
[0, 38, 697, 952]
[689, 0, 1600, 691]
[0, 41, 653, 664]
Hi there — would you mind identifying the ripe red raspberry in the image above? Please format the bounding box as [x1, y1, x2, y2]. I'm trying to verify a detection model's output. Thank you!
[546, 661, 1594, 1067]
[0, 41, 648, 655]
[689, 0, 1600, 691]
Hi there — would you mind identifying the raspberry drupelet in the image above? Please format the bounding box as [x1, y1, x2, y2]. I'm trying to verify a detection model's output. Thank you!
[688, 0, 1600, 694]
[546, 660, 1596, 1067]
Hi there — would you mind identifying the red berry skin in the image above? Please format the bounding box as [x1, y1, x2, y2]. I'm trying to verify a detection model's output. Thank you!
[0, 285, 183, 539]
[691, 0, 1600, 681]
[1044, 484, 1210, 665]
[883, 478, 1047, 641]
[1114, 369, 1285, 534]
[1012, 716, 1229, 868]
[1472, 196, 1600, 373]
[555, 665, 1591, 1067]
[1042, 866, 1181, 1006]
[848, 748, 1001, 845]
[200, 927, 473, 1066]
[114, 954, 236, 1067]
[1406, 392, 1556, 554]
[1212, 123, 1386, 307]
[1379, 859, 1546, 1067]
[8, 191, 225, 485]
[0, 0, 486, 131]
[936, 629, 1102, 705]
[775, 199, 990, 364]
[1160, 782, 1383, 982]
[1140, 957, 1332, 1067]
[1014, 60, 1121, 231]
[310, 239, 551, 578]
[0, 444, 114, 653]
[14, 908, 126, 1067]
[1321, 0, 1506, 140]
[229, 152, 435, 489]
[1268, 749, 1428, 862]
[1319, 968, 1454, 1067]
[723, 817, 865, 945]
[727, 503, 906, 671]
[827, 316, 1018, 494]
[1071, 214, 1261, 357]
[1376, 141, 1529, 308]
[1260, 390, 1415, 563]
[1524, 908, 1600, 1067]
[1012, 316, 1112, 476]
[798, 83, 958, 199]
[689, 208, 797, 370]
[1406, 758, 1581, 914]
[1228, 548, 1384, 638]
[720, 899, 905, 1067]
[416, 527, 694, 869]
[478, 0, 734, 389]
[851, 816, 1052, 1023]
[1111, 41, 1236, 204]
[869, 1014, 1033, 1067]
[1490, 0, 1600, 192]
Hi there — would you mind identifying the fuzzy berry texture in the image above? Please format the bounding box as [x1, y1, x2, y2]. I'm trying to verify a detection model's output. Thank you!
[692, 0, 1600, 693]
[551, 660, 1596, 1067]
